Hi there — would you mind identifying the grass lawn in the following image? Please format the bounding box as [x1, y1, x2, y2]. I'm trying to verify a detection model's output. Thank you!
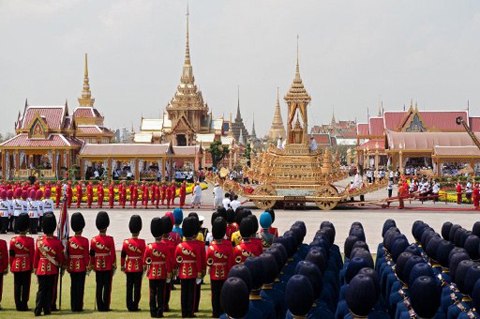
[0, 252, 214, 319]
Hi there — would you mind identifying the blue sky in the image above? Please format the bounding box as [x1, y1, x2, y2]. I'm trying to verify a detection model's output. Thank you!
[1, 0, 479, 136]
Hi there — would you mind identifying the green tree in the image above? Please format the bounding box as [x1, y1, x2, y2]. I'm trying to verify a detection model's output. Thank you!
[243, 143, 252, 167]
[207, 140, 229, 169]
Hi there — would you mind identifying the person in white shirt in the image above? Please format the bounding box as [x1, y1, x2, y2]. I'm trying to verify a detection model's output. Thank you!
[36, 190, 45, 233]
[27, 190, 39, 234]
[432, 181, 440, 202]
[43, 189, 54, 214]
[191, 182, 202, 209]
[230, 195, 241, 211]
[466, 180, 473, 203]
[7, 190, 14, 232]
[12, 189, 25, 234]
[0, 191, 9, 234]
[309, 137, 318, 151]
[213, 183, 224, 209]
[222, 193, 231, 210]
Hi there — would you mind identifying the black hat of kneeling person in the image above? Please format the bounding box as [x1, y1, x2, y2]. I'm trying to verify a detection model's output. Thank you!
[71, 212, 85, 233]
[448, 250, 470, 282]
[455, 260, 476, 294]
[382, 219, 397, 238]
[228, 264, 253, 292]
[285, 274, 314, 317]
[96, 211, 110, 231]
[409, 276, 441, 319]
[464, 234, 480, 261]
[441, 221, 453, 240]
[408, 262, 435, 287]
[463, 264, 480, 297]
[435, 239, 455, 268]
[244, 257, 263, 291]
[346, 273, 378, 317]
[473, 221, 480, 237]
[42, 213, 57, 234]
[221, 277, 250, 319]
[295, 260, 323, 299]
[259, 253, 279, 286]
[182, 216, 197, 238]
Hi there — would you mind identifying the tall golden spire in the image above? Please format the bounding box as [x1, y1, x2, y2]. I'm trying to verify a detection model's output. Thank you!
[285, 35, 311, 103]
[269, 87, 287, 140]
[181, 4, 194, 83]
[78, 53, 95, 107]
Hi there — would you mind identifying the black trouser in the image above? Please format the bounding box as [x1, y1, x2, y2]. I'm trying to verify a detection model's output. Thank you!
[388, 189, 393, 198]
[70, 272, 86, 311]
[51, 273, 58, 310]
[38, 216, 42, 232]
[8, 216, 14, 232]
[35, 274, 55, 315]
[0, 217, 9, 233]
[29, 218, 38, 235]
[126, 272, 143, 311]
[164, 281, 172, 310]
[14, 271, 31, 311]
[211, 279, 225, 317]
[194, 280, 201, 312]
[180, 279, 196, 318]
[95, 270, 113, 311]
[149, 279, 166, 317]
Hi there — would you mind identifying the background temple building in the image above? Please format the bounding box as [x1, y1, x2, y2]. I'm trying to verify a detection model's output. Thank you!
[230, 90, 249, 143]
[356, 103, 480, 175]
[0, 54, 114, 180]
[134, 10, 230, 148]
[310, 113, 357, 146]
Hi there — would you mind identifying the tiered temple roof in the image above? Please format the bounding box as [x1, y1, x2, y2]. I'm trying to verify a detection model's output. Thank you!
[268, 87, 286, 141]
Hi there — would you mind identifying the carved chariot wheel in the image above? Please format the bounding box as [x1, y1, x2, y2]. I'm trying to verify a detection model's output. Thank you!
[315, 185, 339, 210]
[252, 184, 277, 210]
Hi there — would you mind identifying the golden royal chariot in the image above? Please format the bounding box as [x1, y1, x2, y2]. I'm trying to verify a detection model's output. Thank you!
[206, 52, 387, 210]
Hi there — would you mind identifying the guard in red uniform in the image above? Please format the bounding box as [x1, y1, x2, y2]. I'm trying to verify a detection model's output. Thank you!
[121, 215, 146, 312]
[162, 212, 180, 311]
[132, 183, 139, 209]
[153, 183, 160, 209]
[129, 182, 135, 206]
[456, 181, 463, 205]
[97, 182, 104, 209]
[179, 181, 187, 208]
[33, 213, 65, 316]
[67, 212, 89, 312]
[120, 181, 127, 209]
[206, 217, 233, 317]
[0, 236, 8, 308]
[170, 183, 177, 207]
[66, 182, 73, 209]
[9, 213, 34, 311]
[144, 217, 174, 318]
[233, 218, 261, 264]
[86, 182, 94, 208]
[108, 182, 115, 209]
[175, 217, 206, 318]
[166, 183, 173, 209]
[161, 182, 167, 206]
[149, 182, 156, 206]
[473, 184, 480, 210]
[142, 182, 149, 209]
[90, 211, 116, 312]
[54, 181, 62, 209]
[76, 181, 83, 209]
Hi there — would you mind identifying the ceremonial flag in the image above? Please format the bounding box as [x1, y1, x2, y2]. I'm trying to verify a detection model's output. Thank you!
[57, 197, 69, 250]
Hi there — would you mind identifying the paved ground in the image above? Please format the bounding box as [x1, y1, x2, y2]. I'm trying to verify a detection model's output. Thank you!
[1, 182, 478, 252]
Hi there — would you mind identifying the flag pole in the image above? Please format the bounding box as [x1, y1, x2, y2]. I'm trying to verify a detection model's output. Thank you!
[57, 186, 69, 311]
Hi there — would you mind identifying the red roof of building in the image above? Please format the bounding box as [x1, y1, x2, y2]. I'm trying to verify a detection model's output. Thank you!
[80, 143, 173, 157]
[309, 133, 332, 146]
[20, 106, 67, 130]
[1, 133, 82, 148]
[356, 123, 369, 136]
[369, 117, 384, 136]
[357, 138, 385, 151]
[73, 107, 102, 119]
[386, 130, 480, 150]
[76, 125, 103, 135]
[470, 117, 480, 132]
[384, 110, 468, 132]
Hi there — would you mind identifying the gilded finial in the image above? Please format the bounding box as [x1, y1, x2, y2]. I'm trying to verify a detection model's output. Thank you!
[296, 34, 300, 74]
[78, 53, 95, 107]
[185, 3, 190, 65]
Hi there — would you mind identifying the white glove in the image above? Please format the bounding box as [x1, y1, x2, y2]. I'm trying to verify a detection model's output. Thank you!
[166, 278, 171, 284]
[195, 278, 202, 285]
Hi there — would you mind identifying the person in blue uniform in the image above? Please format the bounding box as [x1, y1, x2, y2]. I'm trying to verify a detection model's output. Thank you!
[243, 257, 275, 319]
[398, 275, 443, 319]
[219, 277, 254, 319]
[285, 274, 315, 319]
[344, 273, 389, 319]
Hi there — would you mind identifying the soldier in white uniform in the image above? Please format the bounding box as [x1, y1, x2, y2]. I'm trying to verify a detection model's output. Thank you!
[27, 189, 39, 234]
[0, 190, 9, 234]
[36, 189, 44, 232]
[43, 189, 54, 215]
[12, 188, 26, 234]
[7, 189, 15, 232]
